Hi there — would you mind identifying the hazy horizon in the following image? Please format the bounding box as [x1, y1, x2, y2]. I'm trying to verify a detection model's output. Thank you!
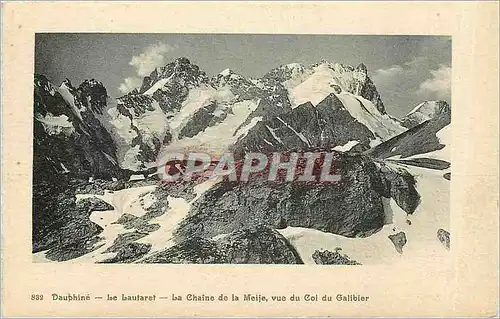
[35, 34, 451, 118]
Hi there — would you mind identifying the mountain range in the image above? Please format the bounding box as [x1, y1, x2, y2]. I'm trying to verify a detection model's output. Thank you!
[32, 57, 451, 264]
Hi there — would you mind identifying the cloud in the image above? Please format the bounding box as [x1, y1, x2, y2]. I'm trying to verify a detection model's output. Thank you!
[118, 42, 177, 93]
[417, 64, 451, 99]
[370, 58, 451, 104]
[129, 42, 176, 77]
[404, 56, 427, 68]
[371, 65, 405, 86]
[118, 77, 142, 94]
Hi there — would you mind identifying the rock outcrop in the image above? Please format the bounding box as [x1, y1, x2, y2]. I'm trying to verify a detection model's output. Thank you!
[33, 182, 111, 261]
[142, 225, 303, 264]
[388, 231, 407, 254]
[175, 152, 420, 241]
[312, 249, 361, 265]
[101, 232, 152, 263]
[437, 229, 450, 250]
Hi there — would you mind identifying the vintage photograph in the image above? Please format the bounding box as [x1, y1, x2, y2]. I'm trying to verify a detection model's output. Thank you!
[32, 34, 452, 265]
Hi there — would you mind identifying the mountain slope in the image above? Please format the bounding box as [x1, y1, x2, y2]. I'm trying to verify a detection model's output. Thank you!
[401, 100, 450, 129]
[231, 93, 377, 158]
[34, 75, 122, 179]
[152, 66, 292, 157]
[261, 61, 406, 145]
[366, 101, 451, 163]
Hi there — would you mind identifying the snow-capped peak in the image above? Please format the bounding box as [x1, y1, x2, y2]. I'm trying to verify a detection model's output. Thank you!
[275, 60, 386, 114]
[138, 57, 209, 95]
[406, 100, 450, 117]
[285, 62, 304, 69]
[219, 68, 233, 76]
[210, 68, 249, 90]
[282, 63, 306, 74]
[216, 68, 244, 79]
[60, 78, 75, 90]
[401, 100, 450, 128]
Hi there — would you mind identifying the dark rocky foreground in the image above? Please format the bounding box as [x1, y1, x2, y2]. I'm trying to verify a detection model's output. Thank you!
[141, 225, 303, 264]
[32, 175, 158, 261]
[33, 150, 421, 263]
[101, 232, 152, 264]
[33, 179, 111, 261]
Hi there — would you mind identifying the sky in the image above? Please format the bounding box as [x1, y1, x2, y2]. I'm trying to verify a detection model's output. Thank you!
[35, 34, 451, 118]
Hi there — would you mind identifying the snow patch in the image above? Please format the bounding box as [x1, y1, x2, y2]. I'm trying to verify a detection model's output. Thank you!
[122, 145, 142, 171]
[169, 86, 216, 139]
[51, 185, 158, 263]
[276, 116, 311, 146]
[35, 113, 75, 136]
[58, 162, 69, 173]
[143, 74, 175, 95]
[99, 97, 169, 170]
[265, 124, 284, 144]
[332, 140, 359, 152]
[219, 68, 232, 76]
[129, 174, 145, 181]
[160, 99, 259, 156]
[234, 116, 263, 140]
[336, 92, 405, 142]
[214, 86, 235, 103]
[137, 178, 221, 256]
[57, 84, 84, 120]
[134, 100, 169, 136]
[263, 138, 273, 146]
[288, 63, 341, 106]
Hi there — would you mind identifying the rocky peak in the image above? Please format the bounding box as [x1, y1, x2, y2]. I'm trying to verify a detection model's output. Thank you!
[34, 74, 58, 97]
[175, 56, 190, 64]
[34, 74, 78, 119]
[128, 88, 139, 95]
[407, 100, 450, 117]
[139, 57, 209, 94]
[77, 79, 108, 114]
[263, 62, 309, 83]
[356, 63, 368, 74]
[33, 75, 121, 180]
[210, 68, 250, 90]
[322, 61, 384, 114]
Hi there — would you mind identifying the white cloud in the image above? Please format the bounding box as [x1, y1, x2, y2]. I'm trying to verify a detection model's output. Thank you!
[371, 65, 404, 86]
[118, 42, 177, 94]
[129, 42, 176, 77]
[404, 56, 427, 68]
[417, 64, 451, 99]
[118, 77, 142, 94]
